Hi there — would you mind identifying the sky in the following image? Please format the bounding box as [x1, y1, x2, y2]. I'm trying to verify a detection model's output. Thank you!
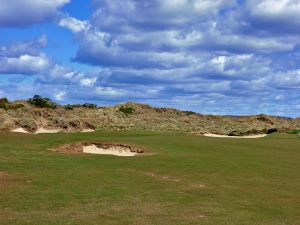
[0, 0, 300, 117]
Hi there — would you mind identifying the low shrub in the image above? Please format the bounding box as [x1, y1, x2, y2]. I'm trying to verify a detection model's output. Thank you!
[0, 98, 24, 110]
[184, 111, 197, 116]
[82, 103, 98, 109]
[119, 106, 135, 116]
[0, 98, 9, 109]
[28, 95, 57, 109]
[7, 104, 25, 110]
[63, 103, 98, 110]
[64, 105, 74, 110]
[289, 130, 300, 134]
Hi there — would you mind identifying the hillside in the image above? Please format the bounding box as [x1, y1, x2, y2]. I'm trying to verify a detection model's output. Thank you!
[0, 97, 299, 135]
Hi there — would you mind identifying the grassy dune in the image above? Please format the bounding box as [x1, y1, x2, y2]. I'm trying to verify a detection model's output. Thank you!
[0, 131, 299, 225]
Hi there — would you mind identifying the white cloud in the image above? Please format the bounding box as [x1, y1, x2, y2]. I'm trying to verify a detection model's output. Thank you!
[55, 90, 66, 101]
[92, 0, 235, 31]
[80, 77, 97, 87]
[241, 0, 300, 35]
[0, 54, 50, 75]
[58, 14, 90, 33]
[0, 0, 70, 27]
[37, 64, 86, 84]
[248, 0, 300, 20]
[95, 86, 125, 97]
[272, 69, 300, 88]
[275, 95, 285, 101]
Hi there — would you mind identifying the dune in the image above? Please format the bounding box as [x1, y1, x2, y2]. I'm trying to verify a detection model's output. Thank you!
[203, 133, 267, 138]
[83, 144, 137, 157]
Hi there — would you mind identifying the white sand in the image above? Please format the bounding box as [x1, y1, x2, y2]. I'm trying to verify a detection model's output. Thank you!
[11, 127, 93, 134]
[203, 133, 267, 138]
[83, 144, 137, 157]
[11, 128, 29, 133]
[81, 129, 95, 133]
[35, 128, 61, 134]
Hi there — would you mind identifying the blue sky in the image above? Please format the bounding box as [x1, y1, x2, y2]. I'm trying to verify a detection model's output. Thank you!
[0, 0, 300, 117]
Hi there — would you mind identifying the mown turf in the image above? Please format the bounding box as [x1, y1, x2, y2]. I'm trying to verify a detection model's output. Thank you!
[0, 131, 299, 225]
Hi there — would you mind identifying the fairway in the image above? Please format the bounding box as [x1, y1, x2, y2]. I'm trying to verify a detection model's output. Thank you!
[0, 131, 299, 225]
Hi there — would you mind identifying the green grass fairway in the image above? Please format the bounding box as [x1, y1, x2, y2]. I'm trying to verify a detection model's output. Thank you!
[0, 131, 299, 225]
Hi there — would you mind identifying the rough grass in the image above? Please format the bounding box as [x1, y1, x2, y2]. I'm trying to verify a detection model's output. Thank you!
[0, 131, 299, 225]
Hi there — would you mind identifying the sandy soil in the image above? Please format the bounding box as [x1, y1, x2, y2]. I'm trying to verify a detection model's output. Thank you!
[35, 128, 62, 134]
[203, 133, 267, 138]
[11, 128, 29, 133]
[83, 144, 137, 157]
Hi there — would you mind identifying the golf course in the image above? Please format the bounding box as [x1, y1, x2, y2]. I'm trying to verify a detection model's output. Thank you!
[0, 131, 299, 225]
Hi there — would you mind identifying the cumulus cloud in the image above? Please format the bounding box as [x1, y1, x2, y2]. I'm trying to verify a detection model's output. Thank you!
[80, 77, 97, 87]
[92, 0, 235, 31]
[55, 90, 66, 101]
[58, 1, 299, 73]
[0, 0, 70, 27]
[0, 35, 47, 57]
[60, 15, 196, 69]
[239, 0, 300, 35]
[0, 37, 50, 75]
[2, 0, 300, 117]
[0, 54, 50, 75]
[36, 64, 99, 89]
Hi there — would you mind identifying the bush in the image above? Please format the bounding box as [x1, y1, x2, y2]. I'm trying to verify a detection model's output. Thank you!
[119, 106, 135, 116]
[184, 111, 197, 116]
[63, 103, 98, 110]
[82, 103, 98, 109]
[0, 98, 9, 110]
[28, 95, 57, 109]
[7, 104, 25, 110]
[64, 105, 74, 110]
[0, 98, 25, 110]
[289, 130, 300, 135]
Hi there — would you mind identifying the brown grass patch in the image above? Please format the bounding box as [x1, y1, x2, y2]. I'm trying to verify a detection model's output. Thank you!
[0, 171, 30, 190]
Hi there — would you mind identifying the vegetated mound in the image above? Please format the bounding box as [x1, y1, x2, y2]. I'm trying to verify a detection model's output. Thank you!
[52, 142, 145, 157]
[0, 96, 299, 135]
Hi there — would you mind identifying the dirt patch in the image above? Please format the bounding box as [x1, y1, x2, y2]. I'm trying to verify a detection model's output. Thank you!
[0, 172, 30, 190]
[144, 172, 181, 182]
[142, 171, 208, 188]
[191, 184, 207, 189]
[0, 171, 9, 178]
[0, 171, 10, 188]
[52, 141, 145, 157]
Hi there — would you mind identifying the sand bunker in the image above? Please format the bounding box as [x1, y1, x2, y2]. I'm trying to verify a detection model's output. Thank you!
[53, 142, 145, 157]
[81, 129, 95, 133]
[35, 128, 61, 134]
[83, 144, 137, 157]
[11, 128, 29, 133]
[11, 127, 61, 134]
[203, 133, 267, 138]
